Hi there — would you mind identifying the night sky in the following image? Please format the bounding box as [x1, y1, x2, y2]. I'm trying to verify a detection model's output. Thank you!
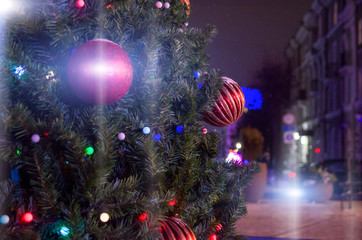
[189, 0, 312, 87]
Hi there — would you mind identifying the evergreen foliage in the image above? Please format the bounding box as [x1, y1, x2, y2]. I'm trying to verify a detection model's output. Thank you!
[0, 0, 258, 239]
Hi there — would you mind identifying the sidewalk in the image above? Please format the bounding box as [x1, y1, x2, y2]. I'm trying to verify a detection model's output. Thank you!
[235, 190, 362, 240]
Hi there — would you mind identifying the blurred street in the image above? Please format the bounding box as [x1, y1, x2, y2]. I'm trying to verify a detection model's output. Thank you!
[235, 185, 362, 240]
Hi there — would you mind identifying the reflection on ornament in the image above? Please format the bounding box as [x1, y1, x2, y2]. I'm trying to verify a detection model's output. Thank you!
[67, 39, 133, 105]
[202, 128, 207, 134]
[100, 213, 110, 222]
[225, 149, 242, 165]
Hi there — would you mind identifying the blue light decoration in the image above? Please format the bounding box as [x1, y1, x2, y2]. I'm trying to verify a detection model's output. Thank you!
[244, 159, 249, 165]
[142, 127, 151, 134]
[153, 134, 161, 141]
[198, 83, 203, 89]
[13, 65, 26, 79]
[0, 215, 10, 225]
[193, 71, 200, 78]
[176, 125, 184, 133]
[59, 226, 70, 237]
[240, 87, 263, 110]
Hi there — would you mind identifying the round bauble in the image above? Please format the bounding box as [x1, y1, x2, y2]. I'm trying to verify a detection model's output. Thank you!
[164, 2, 170, 9]
[159, 217, 196, 240]
[203, 77, 245, 127]
[67, 39, 133, 105]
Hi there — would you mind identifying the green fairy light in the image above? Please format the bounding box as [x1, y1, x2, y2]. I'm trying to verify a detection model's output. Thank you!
[16, 150, 21, 155]
[85, 146, 94, 155]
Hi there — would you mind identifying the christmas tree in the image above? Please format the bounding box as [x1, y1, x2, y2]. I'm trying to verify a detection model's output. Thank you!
[0, 0, 258, 239]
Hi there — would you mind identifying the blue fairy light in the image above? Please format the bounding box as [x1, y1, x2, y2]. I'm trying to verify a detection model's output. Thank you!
[198, 83, 203, 89]
[153, 134, 161, 141]
[176, 126, 184, 133]
[240, 87, 263, 110]
[244, 159, 249, 165]
[143, 127, 151, 134]
[0, 215, 10, 224]
[194, 71, 200, 78]
[14, 65, 26, 79]
[59, 226, 70, 236]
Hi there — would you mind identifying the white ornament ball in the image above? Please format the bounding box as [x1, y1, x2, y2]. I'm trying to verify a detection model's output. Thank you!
[118, 132, 126, 141]
[164, 2, 170, 9]
[31, 134, 40, 143]
[156, 1, 163, 8]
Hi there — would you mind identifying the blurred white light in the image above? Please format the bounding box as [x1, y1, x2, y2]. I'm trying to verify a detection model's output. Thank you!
[100, 212, 110, 222]
[293, 132, 300, 140]
[301, 136, 308, 145]
[236, 142, 242, 149]
[287, 188, 303, 198]
[0, 0, 18, 14]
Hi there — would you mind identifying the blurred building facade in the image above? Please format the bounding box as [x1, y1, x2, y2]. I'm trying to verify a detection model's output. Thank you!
[285, 0, 362, 184]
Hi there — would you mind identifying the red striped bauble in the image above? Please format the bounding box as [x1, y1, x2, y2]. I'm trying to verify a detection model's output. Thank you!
[159, 217, 196, 240]
[203, 77, 245, 127]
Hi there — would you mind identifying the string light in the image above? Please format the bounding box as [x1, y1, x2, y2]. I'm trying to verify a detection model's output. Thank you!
[0, 215, 9, 224]
[22, 212, 33, 223]
[153, 134, 161, 141]
[168, 199, 176, 206]
[100, 213, 110, 223]
[85, 146, 94, 155]
[202, 128, 207, 134]
[176, 126, 184, 133]
[142, 127, 151, 135]
[76, 0, 85, 8]
[59, 226, 70, 236]
[138, 213, 147, 221]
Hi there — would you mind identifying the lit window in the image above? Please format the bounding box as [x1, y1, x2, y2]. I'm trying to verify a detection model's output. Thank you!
[333, 2, 338, 25]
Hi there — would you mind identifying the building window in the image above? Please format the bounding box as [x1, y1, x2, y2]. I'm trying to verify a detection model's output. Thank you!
[333, 2, 338, 25]
[358, 19, 362, 45]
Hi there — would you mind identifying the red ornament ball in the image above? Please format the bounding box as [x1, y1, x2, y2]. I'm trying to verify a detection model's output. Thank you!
[159, 217, 196, 240]
[67, 39, 133, 105]
[76, 0, 85, 8]
[203, 77, 245, 127]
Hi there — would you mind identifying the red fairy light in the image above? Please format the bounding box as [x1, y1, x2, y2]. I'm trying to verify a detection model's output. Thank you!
[22, 212, 33, 223]
[216, 224, 223, 231]
[138, 213, 147, 221]
[209, 233, 217, 240]
[168, 199, 176, 206]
